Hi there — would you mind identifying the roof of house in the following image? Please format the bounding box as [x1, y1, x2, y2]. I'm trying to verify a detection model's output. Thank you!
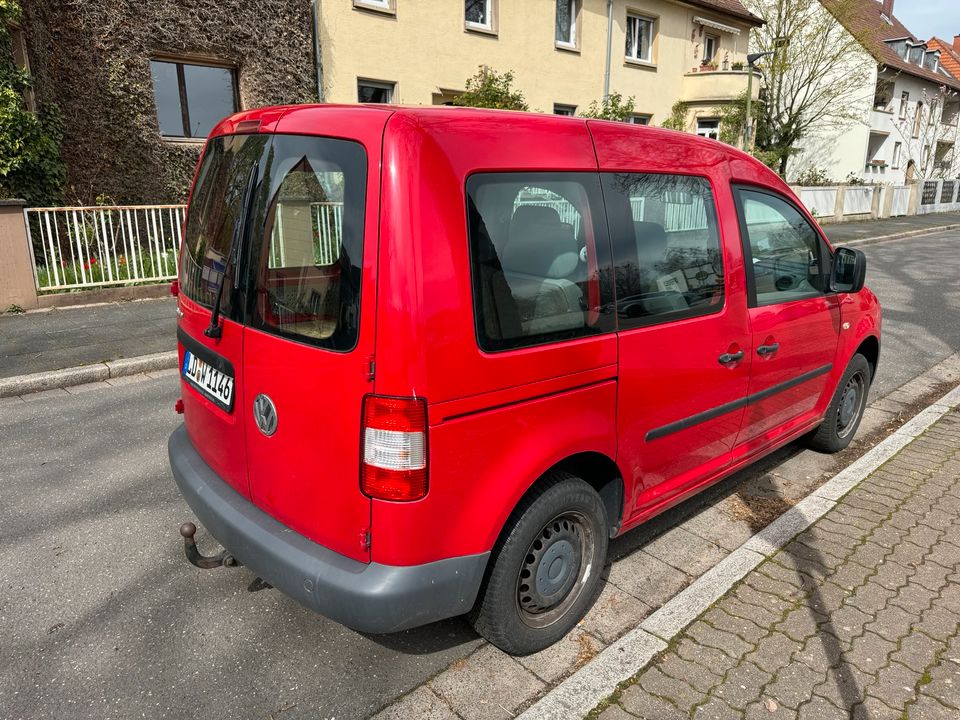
[822, 0, 960, 91]
[682, 0, 765, 26]
[928, 38, 960, 80]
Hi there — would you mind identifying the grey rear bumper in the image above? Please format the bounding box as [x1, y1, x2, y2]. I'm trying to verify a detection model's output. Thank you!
[168, 425, 488, 633]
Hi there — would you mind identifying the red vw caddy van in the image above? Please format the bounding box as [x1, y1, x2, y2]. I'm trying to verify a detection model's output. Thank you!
[169, 105, 880, 654]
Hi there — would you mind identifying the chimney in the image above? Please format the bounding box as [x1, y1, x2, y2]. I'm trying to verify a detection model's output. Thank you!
[954, 34, 960, 53]
[881, 0, 894, 16]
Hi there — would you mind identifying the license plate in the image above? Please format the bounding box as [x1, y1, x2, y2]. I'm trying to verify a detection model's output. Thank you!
[182, 350, 234, 411]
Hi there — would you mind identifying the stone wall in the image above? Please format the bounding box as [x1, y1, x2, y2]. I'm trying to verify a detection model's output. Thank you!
[21, 1, 318, 204]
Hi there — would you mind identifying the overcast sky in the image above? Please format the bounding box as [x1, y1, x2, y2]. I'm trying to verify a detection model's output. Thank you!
[893, 0, 960, 42]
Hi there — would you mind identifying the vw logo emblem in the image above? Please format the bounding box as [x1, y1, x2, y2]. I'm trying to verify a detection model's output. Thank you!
[253, 394, 278, 437]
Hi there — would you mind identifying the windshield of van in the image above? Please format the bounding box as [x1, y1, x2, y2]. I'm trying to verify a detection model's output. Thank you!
[180, 134, 368, 352]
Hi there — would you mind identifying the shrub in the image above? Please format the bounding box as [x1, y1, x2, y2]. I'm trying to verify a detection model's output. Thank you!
[0, 0, 65, 205]
[454, 66, 529, 111]
[579, 92, 636, 121]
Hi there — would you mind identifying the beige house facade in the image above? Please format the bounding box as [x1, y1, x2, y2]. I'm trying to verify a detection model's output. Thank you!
[318, 0, 763, 133]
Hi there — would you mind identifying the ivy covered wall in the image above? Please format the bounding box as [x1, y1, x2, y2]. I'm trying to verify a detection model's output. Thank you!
[20, 0, 318, 204]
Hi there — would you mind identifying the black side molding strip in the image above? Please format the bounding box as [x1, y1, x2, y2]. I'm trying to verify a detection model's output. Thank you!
[645, 364, 833, 442]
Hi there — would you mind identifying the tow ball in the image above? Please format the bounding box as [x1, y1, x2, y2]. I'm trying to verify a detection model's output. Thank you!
[179, 522, 240, 569]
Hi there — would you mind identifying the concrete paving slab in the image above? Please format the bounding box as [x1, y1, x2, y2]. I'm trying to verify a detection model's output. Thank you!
[429, 645, 545, 720]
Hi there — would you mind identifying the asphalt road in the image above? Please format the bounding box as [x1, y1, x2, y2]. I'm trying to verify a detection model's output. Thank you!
[0, 230, 957, 720]
[860, 231, 960, 396]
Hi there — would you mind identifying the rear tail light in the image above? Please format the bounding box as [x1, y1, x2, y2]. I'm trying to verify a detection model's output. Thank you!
[361, 395, 428, 502]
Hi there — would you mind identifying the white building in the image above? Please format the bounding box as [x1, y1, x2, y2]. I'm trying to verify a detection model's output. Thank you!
[787, 0, 960, 185]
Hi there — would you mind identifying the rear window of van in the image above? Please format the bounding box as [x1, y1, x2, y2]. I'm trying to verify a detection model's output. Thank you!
[180, 134, 367, 352]
[466, 173, 614, 352]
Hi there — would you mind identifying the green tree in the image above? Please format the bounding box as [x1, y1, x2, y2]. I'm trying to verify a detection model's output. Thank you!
[740, 0, 874, 176]
[453, 66, 529, 111]
[579, 92, 636, 121]
[0, 0, 65, 205]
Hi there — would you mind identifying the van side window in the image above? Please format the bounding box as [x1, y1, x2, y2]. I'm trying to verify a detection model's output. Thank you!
[466, 173, 614, 352]
[735, 188, 829, 306]
[249, 136, 367, 352]
[600, 173, 724, 328]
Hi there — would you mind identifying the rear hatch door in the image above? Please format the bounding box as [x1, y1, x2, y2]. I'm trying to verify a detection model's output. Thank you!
[177, 131, 271, 498]
[241, 110, 388, 563]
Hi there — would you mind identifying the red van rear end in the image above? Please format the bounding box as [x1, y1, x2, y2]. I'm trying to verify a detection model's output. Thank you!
[170, 105, 881, 655]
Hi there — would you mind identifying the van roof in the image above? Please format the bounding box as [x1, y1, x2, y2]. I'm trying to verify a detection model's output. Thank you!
[209, 103, 779, 187]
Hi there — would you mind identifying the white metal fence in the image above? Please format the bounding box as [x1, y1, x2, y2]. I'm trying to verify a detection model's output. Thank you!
[25, 205, 185, 292]
[269, 202, 343, 268]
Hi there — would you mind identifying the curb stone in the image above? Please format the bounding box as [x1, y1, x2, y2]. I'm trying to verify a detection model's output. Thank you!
[516, 382, 960, 720]
[834, 222, 960, 248]
[0, 350, 178, 398]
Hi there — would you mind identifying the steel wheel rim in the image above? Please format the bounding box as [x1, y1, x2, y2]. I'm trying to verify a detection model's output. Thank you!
[515, 511, 595, 629]
[837, 371, 866, 439]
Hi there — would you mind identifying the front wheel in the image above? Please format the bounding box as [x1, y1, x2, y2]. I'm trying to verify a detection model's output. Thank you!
[469, 473, 608, 655]
[806, 353, 871, 453]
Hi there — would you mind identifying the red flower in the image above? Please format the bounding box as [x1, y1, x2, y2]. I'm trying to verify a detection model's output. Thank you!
[89, 257, 97, 265]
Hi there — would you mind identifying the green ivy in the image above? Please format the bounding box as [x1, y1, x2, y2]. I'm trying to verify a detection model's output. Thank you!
[0, 0, 65, 205]
[660, 100, 690, 131]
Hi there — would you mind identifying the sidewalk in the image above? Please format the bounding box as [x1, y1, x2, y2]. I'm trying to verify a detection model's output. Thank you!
[0, 297, 176, 379]
[591, 409, 960, 720]
[823, 211, 960, 245]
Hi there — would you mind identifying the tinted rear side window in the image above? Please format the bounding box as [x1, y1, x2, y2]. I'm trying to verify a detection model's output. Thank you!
[180, 134, 367, 352]
[466, 173, 614, 352]
[247, 136, 367, 352]
[180, 134, 268, 314]
[601, 173, 724, 329]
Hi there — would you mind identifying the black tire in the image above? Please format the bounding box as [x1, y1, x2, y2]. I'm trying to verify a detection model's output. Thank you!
[469, 472, 608, 655]
[806, 353, 872, 453]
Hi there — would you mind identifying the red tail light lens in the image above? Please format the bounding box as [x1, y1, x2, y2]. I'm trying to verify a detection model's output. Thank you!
[361, 395, 428, 502]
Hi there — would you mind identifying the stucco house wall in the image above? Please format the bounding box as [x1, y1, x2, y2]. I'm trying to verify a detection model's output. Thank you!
[319, 0, 759, 127]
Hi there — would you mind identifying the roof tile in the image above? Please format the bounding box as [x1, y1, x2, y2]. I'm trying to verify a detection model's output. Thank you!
[822, 0, 960, 91]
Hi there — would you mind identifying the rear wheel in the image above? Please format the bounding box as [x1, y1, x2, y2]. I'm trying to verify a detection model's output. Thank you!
[806, 353, 871, 453]
[470, 473, 608, 655]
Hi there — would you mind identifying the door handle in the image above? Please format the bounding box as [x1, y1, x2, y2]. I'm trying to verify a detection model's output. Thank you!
[757, 342, 780, 356]
[718, 350, 745, 365]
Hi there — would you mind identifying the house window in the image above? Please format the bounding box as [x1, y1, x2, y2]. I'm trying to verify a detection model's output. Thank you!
[357, 79, 395, 103]
[553, 103, 577, 116]
[913, 102, 924, 137]
[625, 13, 655, 63]
[899, 91, 909, 119]
[353, 0, 395, 12]
[628, 114, 651, 125]
[922, 145, 930, 169]
[465, 0, 495, 32]
[704, 34, 719, 63]
[873, 79, 893, 110]
[556, 0, 578, 47]
[150, 60, 238, 139]
[892, 141, 902, 169]
[696, 119, 719, 139]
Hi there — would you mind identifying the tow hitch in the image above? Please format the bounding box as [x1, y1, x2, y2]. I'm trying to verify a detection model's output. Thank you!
[179, 522, 240, 569]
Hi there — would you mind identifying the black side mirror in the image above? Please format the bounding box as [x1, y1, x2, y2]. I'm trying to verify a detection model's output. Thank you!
[830, 247, 866, 293]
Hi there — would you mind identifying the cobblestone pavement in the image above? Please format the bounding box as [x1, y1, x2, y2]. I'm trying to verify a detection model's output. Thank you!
[592, 409, 960, 720]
